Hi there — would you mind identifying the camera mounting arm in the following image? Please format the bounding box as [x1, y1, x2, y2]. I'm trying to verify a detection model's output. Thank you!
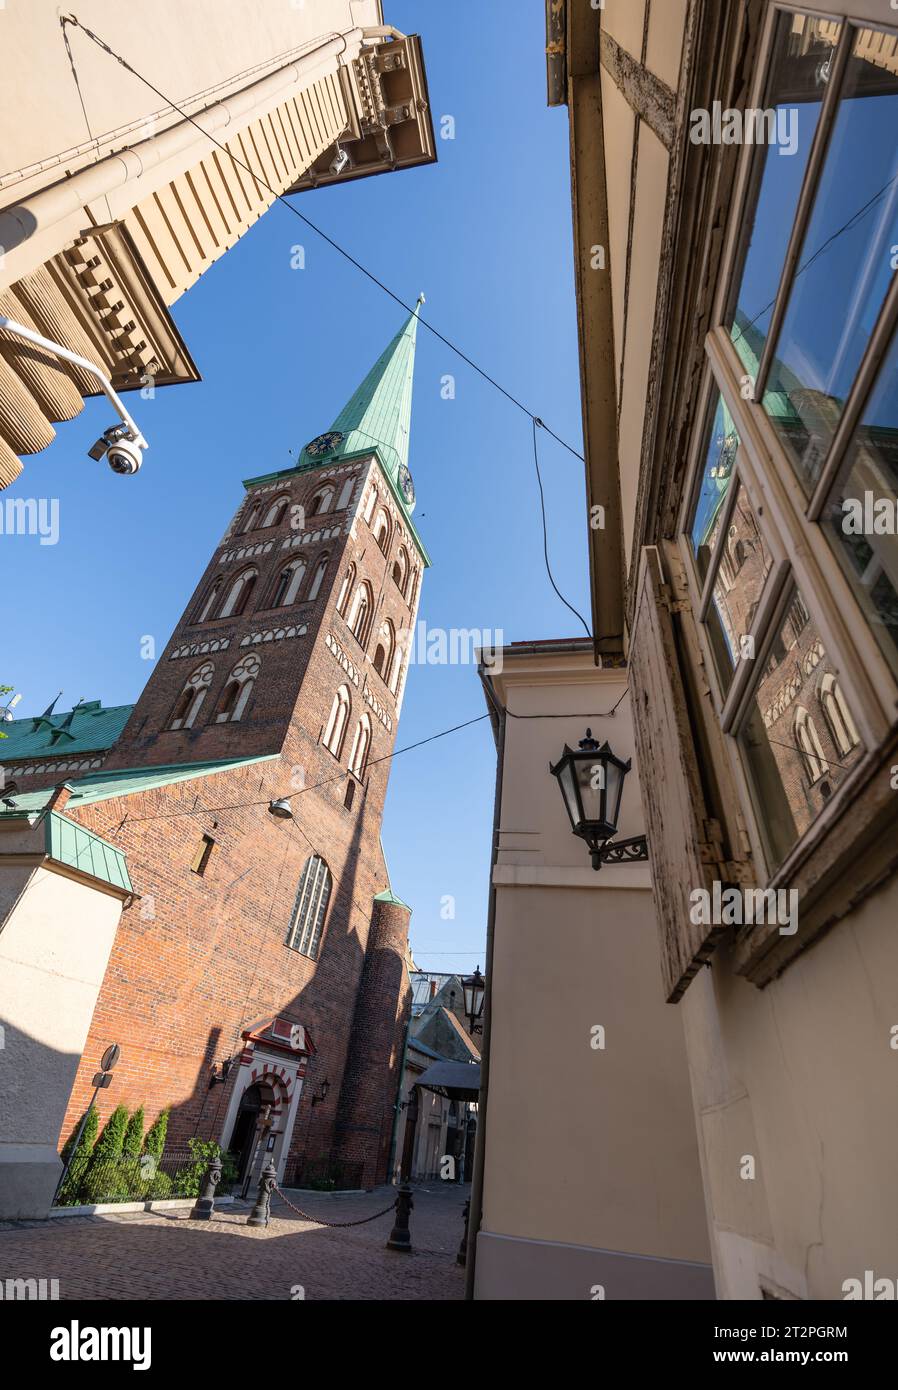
[0, 315, 149, 456]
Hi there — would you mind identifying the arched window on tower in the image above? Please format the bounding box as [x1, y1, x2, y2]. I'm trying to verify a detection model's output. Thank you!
[795, 706, 827, 784]
[169, 662, 214, 730]
[323, 685, 351, 757]
[337, 477, 355, 510]
[241, 502, 261, 534]
[262, 496, 290, 528]
[336, 563, 356, 616]
[820, 674, 860, 756]
[307, 554, 329, 602]
[392, 545, 410, 595]
[372, 619, 395, 681]
[219, 567, 258, 619]
[214, 654, 260, 723]
[194, 577, 223, 623]
[363, 485, 378, 525]
[269, 560, 306, 609]
[285, 854, 332, 958]
[348, 715, 371, 779]
[347, 581, 373, 644]
[308, 486, 334, 517]
[373, 508, 391, 556]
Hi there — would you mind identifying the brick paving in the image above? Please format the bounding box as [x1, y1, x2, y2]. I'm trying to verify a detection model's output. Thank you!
[0, 1183, 468, 1301]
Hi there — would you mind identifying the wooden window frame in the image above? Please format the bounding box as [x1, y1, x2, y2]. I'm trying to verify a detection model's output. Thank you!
[673, 1, 898, 976]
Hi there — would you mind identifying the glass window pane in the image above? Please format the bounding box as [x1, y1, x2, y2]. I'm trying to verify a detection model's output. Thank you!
[706, 482, 774, 688]
[690, 394, 741, 583]
[737, 583, 864, 869]
[763, 27, 898, 491]
[820, 332, 898, 677]
[728, 13, 842, 370]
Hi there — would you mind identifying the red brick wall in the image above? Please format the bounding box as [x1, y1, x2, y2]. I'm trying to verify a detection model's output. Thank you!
[58, 456, 425, 1186]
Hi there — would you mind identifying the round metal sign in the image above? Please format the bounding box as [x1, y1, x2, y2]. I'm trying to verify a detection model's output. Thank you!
[100, 1043, 120, 1072]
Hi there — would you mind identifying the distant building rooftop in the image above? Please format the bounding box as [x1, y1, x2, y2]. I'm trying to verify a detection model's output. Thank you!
[0, 700, 132, 761]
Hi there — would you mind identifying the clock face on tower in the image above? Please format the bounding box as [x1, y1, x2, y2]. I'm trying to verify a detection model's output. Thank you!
[398, 464, 415, 506]
[305, 430, 345, 458]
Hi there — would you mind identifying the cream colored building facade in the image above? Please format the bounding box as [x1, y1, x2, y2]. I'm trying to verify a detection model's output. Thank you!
[0, 1, 433, 485]
[468, 642, 713, 1300]
[544, 0, 898, 1300]
[0, 788, 132, 1218]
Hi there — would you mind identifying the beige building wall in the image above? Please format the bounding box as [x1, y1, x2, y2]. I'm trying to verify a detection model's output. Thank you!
[472, 645, 712, 1300]
[557, 0, 898, 1300]
[0, 2, 434, 485]
[0, 820, 127, 1219]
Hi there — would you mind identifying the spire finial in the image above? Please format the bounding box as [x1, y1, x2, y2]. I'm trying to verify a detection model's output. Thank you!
[415, 292, 425, 312]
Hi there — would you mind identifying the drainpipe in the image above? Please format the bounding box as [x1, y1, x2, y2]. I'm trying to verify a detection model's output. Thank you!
[464, 663, 506, 1298]
[0, 28, 364, 271]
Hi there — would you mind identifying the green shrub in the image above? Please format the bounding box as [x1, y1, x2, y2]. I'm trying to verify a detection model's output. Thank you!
[57, 1105, 98, 1205]
[142, 1108, 169, 1161]
[144, 1170, 173, 1201]
[173, 1138, 235, 1198]
[81, 1104, 129, 1204]
[122, 1106, 145, 1158]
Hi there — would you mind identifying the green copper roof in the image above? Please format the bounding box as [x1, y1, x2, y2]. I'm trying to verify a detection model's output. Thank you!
[44, 812, 133, 894]
[296, 300, 423, 501]
[0, 701, 133, 761]
[54, 754, 279, 807]
[0, 755, 278, 817]
[373, 887, 412, 911]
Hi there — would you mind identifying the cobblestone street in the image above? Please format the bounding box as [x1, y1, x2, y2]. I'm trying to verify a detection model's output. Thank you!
[0, 1184, 468, 1302]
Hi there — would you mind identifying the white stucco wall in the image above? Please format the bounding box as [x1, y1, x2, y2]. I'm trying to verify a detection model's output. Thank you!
[0, 852, 124, 1219]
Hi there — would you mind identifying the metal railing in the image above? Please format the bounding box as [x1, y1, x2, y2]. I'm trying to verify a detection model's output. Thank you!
[54, 1148, 237, 1207]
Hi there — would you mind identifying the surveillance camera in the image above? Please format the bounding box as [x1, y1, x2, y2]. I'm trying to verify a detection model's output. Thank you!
[87, 424, 143, 474]
[106, 438, 143, 475]
[329, 147, 350, 176]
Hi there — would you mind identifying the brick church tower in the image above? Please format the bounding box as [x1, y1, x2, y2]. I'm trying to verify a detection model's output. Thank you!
[53, 302, 430, 1189]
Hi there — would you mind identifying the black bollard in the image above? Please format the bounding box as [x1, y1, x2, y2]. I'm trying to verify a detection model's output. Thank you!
[247, 1158, 277, 1228]
[190, 1154, 222, 1221]
[457, 1199, 470, 1266]
[386, 1182, 414, 1252]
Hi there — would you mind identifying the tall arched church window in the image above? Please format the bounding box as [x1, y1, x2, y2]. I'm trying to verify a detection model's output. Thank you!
[820, 674, 860, 757]
[308, 486, 334, 518]
[285, 855, 332, 958]
[348, 581, 373, 644]
[241, 503, 261, 534]
[373, 509, 391, 555]
[392, 545, 410, 595]
[262, 496, 290, 528]
[348, 715, 371, 779]
[336, 563, 356, 616]
[195, 578, 223, 623]
[270, 560, 306, 609]
[372, 620, 395, 680]
[214, 654, 260, 723]
[307, 554, 329, 602]
[323, 685, 351, 757]
[169, 662, 214, 730]
[220, 567, 258, 618]
[337, 477, 355, 510]
[795, 706, 827, 783]
[363, 486, 377, 524]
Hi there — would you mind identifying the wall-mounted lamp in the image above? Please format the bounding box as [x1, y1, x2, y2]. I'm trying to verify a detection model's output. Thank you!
[550, 729, 649, 871]
[209, 1057, 234, 1089]
[311, 1078, 330, 1106]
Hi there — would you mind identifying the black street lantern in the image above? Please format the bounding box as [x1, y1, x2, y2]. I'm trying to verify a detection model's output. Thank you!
[549, 729, 648, 871]
[461, 967, 486, 1034]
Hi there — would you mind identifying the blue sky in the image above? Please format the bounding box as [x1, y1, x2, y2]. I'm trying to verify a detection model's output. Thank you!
[3, 1, 590, 973]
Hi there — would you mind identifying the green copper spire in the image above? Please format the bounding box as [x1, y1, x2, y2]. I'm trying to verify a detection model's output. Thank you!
[298, 296, 424, 506]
